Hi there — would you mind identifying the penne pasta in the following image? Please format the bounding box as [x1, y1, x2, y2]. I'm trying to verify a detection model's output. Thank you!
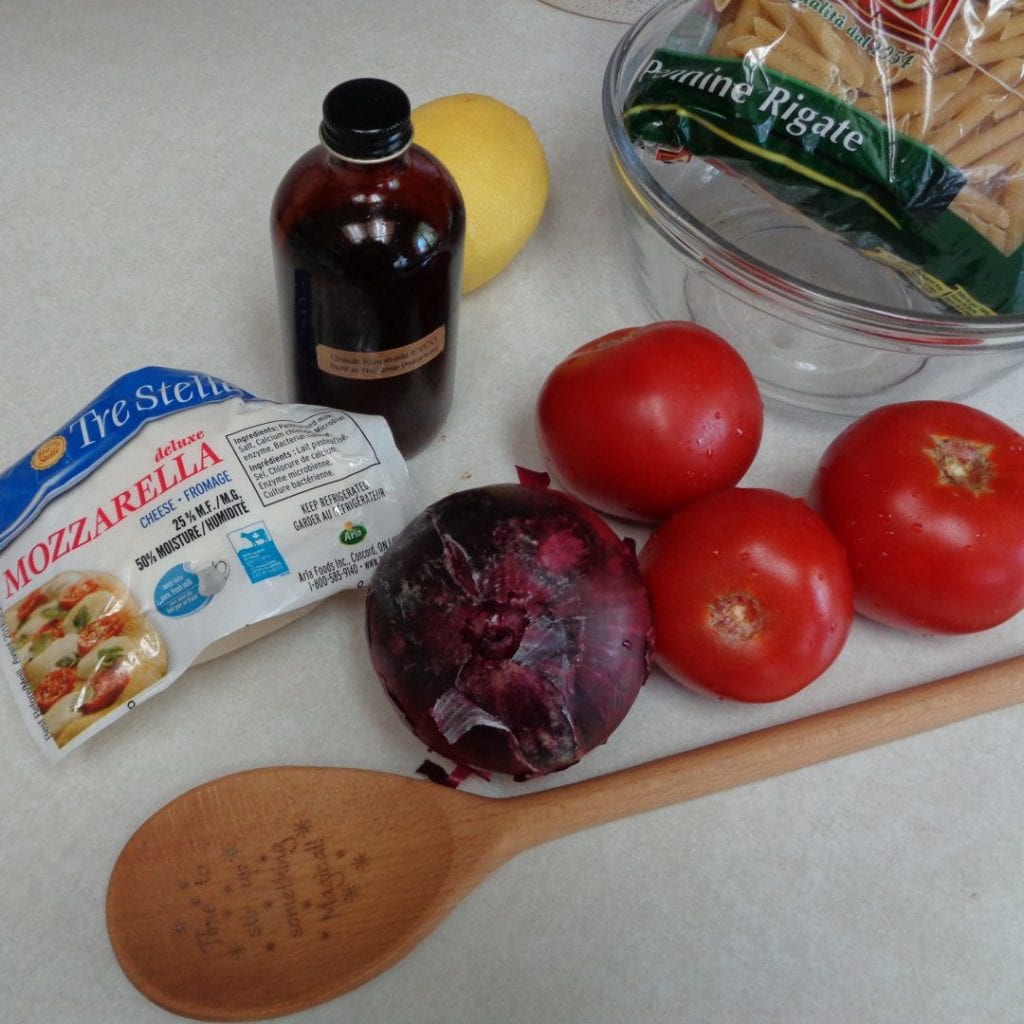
[1001, 165, 1024, 252]
[964, 127, 1024, 181]
[692, 0, 1024, 263]
[887, 67, 974, 119]
[729, 0, 764, 38]
[948, 107, 1024, 167]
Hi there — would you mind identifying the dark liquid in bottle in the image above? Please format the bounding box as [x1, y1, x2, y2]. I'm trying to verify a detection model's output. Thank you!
[272, 146, 464, 457]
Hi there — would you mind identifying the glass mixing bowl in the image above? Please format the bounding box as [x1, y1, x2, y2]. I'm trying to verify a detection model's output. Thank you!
[602, 0, 1024, 415]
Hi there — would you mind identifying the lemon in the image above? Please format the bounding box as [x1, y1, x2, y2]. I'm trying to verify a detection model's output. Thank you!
[412, 93, 549, 294]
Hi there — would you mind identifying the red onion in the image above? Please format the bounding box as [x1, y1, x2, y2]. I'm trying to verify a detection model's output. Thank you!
[365, 479, 652, 779]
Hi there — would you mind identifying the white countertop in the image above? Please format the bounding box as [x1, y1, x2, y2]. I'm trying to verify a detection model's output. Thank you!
[1, 3, 1022, 1023]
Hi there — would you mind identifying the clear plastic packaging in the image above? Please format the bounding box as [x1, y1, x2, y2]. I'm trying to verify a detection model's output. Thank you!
[0, 367, 417, 759]
[623, 0, 1024, 315]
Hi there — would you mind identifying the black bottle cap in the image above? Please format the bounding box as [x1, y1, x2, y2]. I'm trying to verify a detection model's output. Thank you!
[320, 78, 413, 160]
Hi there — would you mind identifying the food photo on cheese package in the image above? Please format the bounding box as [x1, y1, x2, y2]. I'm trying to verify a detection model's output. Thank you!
[622, 0, 1024, 315]
[0, 366, 417, 760]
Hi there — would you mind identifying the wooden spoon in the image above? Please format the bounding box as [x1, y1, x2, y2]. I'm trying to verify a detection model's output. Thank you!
[107, 654, 1024, 1021]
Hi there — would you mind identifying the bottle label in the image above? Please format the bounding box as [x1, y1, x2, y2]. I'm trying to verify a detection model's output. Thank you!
[316, 326, 445, 381]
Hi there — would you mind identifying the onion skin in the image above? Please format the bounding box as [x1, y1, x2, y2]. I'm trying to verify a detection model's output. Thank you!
[365, 483, 653, 779]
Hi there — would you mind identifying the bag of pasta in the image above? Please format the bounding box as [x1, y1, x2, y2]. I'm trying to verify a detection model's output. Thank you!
[623, 0, 1024, 315]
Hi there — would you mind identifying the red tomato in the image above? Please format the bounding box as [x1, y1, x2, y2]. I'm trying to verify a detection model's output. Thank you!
[811, 400, 1024, 633]
[80, 664, 131, 714]
[34, 667, 80, 713]
[29, 619, 65, 656]
[58, 577, 100, 610]
[640, 488, 853, 702]
[33, 620, 65, 642]
[535, 322, 763, 522]
[77, 611, 128, 656]
[15, 589, 48, 624]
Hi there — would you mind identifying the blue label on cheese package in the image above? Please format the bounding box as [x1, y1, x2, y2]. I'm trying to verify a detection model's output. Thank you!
[0, 367, 253, 553]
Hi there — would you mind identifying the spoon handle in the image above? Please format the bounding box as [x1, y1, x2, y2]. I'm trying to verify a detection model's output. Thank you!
[503, 653, 1024, 850]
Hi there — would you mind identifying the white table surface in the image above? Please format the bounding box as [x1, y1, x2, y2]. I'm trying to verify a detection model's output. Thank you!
[1, 3, 1022, 1023]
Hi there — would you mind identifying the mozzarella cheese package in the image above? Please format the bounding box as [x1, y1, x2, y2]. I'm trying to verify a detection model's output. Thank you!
[0, 367, 418, 759]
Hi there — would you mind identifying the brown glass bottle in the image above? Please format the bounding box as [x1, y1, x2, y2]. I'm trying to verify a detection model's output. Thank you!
[271, 79, 465, 457]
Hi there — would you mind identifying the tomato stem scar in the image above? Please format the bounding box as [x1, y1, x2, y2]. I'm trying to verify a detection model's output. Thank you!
[925, 435, 994, 494]
[708, 593, 763, 641]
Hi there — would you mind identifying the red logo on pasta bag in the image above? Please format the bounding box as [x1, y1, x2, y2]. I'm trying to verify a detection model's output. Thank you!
[846, 0, 965, 50]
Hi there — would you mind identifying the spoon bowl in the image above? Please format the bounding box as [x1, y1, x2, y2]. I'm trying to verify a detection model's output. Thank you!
[107, 767, 512, 1021]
